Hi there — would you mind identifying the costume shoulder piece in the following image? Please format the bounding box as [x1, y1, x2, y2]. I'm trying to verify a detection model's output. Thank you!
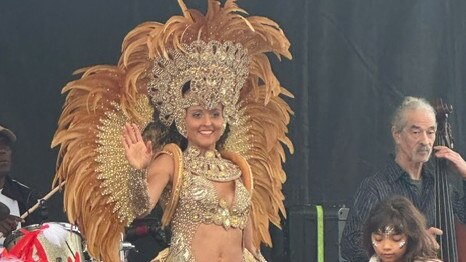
[221, 151, 253, 193]
[53, 0, 293, 260]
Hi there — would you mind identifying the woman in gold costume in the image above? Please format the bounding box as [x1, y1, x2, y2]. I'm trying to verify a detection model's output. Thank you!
[52, 0, 293, 261]
[123, 97, 257, 261]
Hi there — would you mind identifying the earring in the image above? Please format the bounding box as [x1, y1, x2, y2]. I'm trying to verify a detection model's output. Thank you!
[176, 118, 187, 138]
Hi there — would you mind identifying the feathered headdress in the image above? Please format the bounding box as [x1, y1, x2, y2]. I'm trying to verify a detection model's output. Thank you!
[52, 0, 293, 261]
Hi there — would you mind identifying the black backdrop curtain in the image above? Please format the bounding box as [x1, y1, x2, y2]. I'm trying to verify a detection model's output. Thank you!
[1, 0, 466, 261]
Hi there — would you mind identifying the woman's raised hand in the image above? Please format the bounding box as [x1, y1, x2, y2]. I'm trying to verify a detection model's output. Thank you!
[122, 123, 153, 170]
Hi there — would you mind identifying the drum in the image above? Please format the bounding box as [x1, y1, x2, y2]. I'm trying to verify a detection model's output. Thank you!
[120, 241, 135, 262]
[4, 222, 84, 261]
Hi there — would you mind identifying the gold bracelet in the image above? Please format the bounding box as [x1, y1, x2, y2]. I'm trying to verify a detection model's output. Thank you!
[128, 168, 151, 217]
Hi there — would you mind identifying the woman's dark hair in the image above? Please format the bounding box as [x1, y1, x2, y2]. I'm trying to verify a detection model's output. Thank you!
[143, 119, 187, 151]
[215, 124, 230, 150]
[362, 196, 438, 262]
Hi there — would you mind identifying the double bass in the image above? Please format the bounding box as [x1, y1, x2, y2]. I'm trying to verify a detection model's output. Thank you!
[432, 100, 466, 262]
[458, 222, 466, 262]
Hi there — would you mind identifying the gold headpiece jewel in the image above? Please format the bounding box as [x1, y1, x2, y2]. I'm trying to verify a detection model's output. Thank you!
[147, 40, 250, 137]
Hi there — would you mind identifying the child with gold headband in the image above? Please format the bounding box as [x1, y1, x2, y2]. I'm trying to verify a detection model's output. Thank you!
[363, 196, 443, 262]
[52, 0, 293, 261]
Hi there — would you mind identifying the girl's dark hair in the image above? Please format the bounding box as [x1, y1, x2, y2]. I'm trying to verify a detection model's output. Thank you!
[362, 196, 438, 262]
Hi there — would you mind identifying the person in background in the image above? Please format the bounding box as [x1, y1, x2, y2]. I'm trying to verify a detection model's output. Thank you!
[341, 97, 466, 261]
[0, 125, 42, 243]
[363, 195, 442, 262]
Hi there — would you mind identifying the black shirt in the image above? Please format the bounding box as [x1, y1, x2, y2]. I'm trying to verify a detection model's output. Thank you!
[1, 175, 42, 227]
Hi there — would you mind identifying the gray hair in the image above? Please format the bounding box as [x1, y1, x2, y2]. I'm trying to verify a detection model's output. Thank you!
[391, 96, 436, 133]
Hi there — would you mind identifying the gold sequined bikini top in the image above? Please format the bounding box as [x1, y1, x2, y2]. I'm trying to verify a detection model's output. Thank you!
[180, 146, 251, 229]
[177, 170, 251, 229]
[155, 144, 254, 227]
[158, 145, 253, 230]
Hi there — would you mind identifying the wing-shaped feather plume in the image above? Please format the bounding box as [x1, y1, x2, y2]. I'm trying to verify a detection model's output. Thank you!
[225, 87, 294, 247]
[52, 63, 153, 261]
[52, 5, 164, 261]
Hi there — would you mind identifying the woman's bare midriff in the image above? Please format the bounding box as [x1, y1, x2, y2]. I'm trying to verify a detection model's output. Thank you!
[191, 224, 244, 262]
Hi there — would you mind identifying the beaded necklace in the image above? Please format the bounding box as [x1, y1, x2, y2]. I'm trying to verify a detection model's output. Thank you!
[183, 146, 241, 182]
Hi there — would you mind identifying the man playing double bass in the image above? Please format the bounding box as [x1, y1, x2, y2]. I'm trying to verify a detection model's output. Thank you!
[341, 96, 466, 261]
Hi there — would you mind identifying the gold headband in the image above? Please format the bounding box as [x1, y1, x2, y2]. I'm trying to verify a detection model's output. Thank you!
[147, 40, 250, 136]
[376, 224, 403, 235]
